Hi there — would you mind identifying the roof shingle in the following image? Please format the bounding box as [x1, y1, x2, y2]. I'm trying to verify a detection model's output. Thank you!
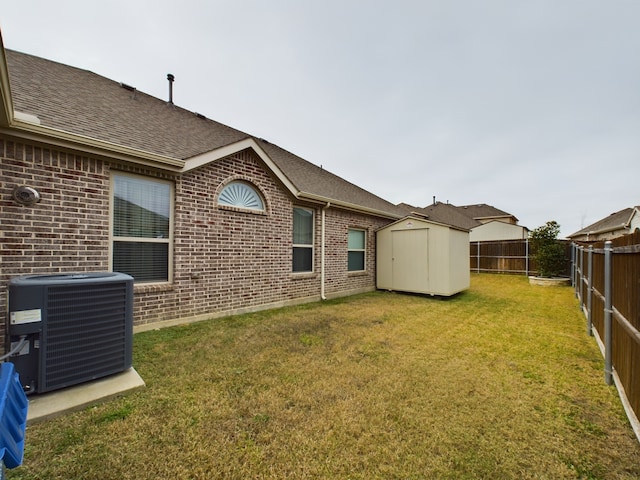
[568, 207, 635, 237]
[5, 49, 404, 218]
[397, 202, 479, 230]
[455, 203, 516, 222]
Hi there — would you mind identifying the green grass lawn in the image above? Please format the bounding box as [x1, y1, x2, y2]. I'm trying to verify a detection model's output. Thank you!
[9, 274, 640, 479]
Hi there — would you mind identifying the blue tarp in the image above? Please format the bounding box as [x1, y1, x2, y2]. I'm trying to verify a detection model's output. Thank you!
[0, 362, 28, 469]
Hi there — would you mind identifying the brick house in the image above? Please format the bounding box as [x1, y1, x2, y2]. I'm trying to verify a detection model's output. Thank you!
[0, 37, 407, 352]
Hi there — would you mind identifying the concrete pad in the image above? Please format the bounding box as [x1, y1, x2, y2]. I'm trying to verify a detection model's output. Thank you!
[26, 367, 145, 424]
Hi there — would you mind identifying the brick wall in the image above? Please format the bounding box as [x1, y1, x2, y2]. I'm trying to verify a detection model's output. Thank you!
[322, 208, 389, 295]
[1, 138, 392, 353]
[0, 139, 111, 350]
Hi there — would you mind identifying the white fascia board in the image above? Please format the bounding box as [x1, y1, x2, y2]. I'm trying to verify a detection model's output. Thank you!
[2, 119, 184, 169]
[624, 208, 640, 228]
[0, 36, 14, 127]
[585, 224, 629, 236]
[181, 137, 300, 197]
[299, 191, 402, 220]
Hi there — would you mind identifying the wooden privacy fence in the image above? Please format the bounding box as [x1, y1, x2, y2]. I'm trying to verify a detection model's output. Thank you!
[470, 239, 531, 274]
[573, 231, 640, 441]
[470, 239, 572, 276]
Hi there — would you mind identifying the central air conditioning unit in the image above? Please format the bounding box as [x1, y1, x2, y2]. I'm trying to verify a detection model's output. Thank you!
[6, 272, 133, 394]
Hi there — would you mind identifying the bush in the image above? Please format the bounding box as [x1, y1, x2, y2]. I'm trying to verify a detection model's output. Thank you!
[530, 221, 566, 278]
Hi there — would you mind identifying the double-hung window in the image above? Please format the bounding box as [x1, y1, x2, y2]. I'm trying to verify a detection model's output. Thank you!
[111, 173, 173, 282]
[348, 228, 366, 271]
[293, 207, 314, 272]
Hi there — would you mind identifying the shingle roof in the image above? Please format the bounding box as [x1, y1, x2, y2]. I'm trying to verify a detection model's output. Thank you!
[6, 50, 248, 159]
[5, 49, 404, 218]
[397, 202, 479, 230]
[568, 207, 636, 238]
[455, 203, 517, 222]
[257, 139, 405, 216]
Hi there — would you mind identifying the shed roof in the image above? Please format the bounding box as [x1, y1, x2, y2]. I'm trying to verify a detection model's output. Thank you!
[378, 214, 470, 233]
[1, 47, 404, 219]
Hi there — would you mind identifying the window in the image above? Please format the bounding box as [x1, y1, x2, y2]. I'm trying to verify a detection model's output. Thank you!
[348, 229, 366, 271]
[293, 207, 313, 272]
[111, 173, 172, 282]
[218, 181, 264, 211]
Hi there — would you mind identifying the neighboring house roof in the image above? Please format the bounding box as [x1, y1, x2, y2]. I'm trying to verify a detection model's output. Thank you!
[568, 207, 639, 239]
[455, 203, 518, 223]
[397, 201, 523, 231]
[0, 44, 404, 220]
[397, 202, 479, 230]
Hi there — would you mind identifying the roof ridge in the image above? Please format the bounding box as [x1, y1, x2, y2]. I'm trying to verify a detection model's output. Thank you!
[6, 48, 95, 75]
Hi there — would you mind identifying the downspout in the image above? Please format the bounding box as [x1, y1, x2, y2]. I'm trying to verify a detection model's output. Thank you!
[321, 202, 331, 300]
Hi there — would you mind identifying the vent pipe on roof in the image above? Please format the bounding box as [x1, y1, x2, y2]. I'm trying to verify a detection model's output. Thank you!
[167, 73, 175, 104]
[433, 196, 436, 206]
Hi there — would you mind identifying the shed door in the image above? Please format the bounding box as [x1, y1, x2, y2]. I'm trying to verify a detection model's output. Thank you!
[391, 228, 429, 291]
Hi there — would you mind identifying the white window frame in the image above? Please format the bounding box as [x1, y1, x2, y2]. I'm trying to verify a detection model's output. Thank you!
[347, 228, 366, 272]
[218, 180, 265, 212]
[293, 206, 314, 273]
[110, 171, 174, 284]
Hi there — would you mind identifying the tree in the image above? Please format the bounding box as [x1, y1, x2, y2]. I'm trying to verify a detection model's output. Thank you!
[530, 221, 566, 278]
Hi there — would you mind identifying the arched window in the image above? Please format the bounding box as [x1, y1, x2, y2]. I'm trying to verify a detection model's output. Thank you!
[218, 181, 264, 211]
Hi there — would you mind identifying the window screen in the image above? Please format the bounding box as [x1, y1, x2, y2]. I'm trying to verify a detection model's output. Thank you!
[293, 207, 313, 272]
[112, 173, 172, 282]
[348, 228, 366, 271]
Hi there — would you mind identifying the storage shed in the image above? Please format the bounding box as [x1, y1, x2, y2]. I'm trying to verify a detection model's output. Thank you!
[376, 216, 470, 296]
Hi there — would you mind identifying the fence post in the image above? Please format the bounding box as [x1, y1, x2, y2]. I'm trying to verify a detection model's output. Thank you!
[573, 243, 580, 295]
[476, 241, 480, 274]
[578, 245, 584, 305]
[581, 246, 585, 301]
[573, 244, 580, 300]
[571, 243, 576, 288]
[587, 245, 593, 336]
[525, 238, 529, 277]
[604, 240, 613, 386]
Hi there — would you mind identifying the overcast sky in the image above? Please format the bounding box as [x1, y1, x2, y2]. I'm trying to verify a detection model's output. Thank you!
[2, 1, 639, 237]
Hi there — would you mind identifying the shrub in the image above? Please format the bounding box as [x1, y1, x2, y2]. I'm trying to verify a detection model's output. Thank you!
[530, 221, 566, 278]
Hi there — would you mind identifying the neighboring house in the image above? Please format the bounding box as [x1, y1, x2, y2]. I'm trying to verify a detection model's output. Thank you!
[0, 36, 410, 352]
[567, 207, 640, 242]
[456, 203, 519, 225]
[398, 201, 479, 231]
[398, 201, 528, 242]
[469, 220, 529, 242]
[455, 203, 529, 241]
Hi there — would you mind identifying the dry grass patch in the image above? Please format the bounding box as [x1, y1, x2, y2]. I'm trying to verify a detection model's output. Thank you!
[9, 274, 640, 479]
